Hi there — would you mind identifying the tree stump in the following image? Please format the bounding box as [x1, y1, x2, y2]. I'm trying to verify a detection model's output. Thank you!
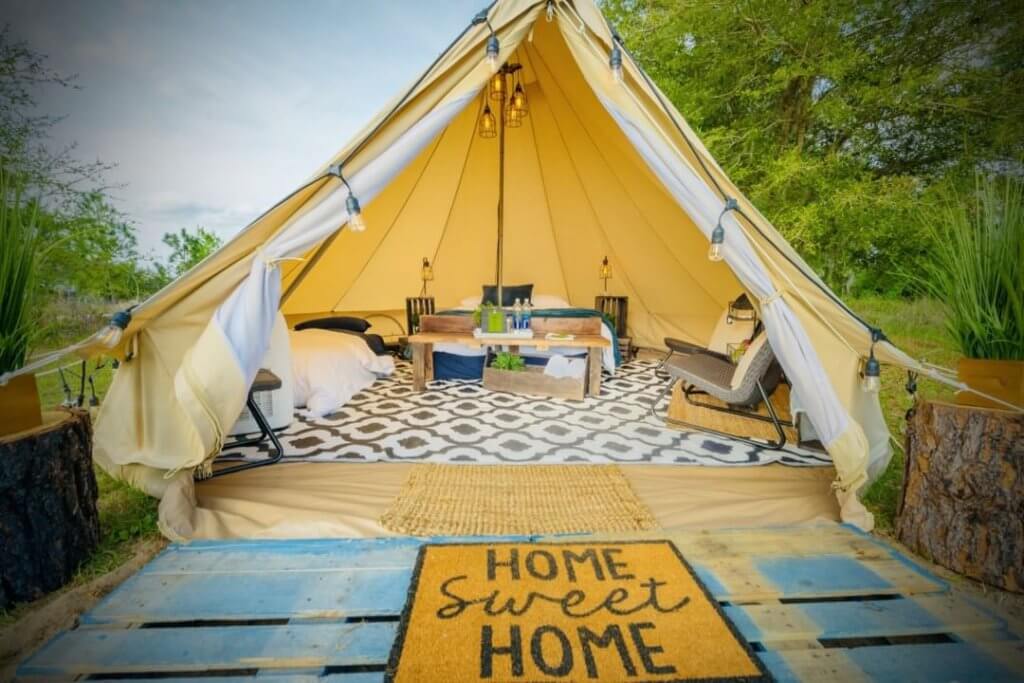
[0, 410, 100, 609]
[896, 400, 1023, 592]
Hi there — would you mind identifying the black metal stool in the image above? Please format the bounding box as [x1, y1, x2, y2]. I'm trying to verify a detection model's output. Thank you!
[212, 368, 285, 477]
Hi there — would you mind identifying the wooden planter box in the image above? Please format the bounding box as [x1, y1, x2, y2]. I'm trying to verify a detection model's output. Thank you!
[483, 365, 585, 401]
[896, 400, 1023, 592]
[0, 409, 100, 609]
[0, 373, 42, 437]
[957, 358, 1024, 410]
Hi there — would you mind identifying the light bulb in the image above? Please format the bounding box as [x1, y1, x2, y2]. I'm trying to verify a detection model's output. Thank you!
[489, 72, 505, 100]
[485, 34, 500, 73]
[479, 104, 497, 138]
[96, 325, 123, 349]
[708, 224, 725, 262]
[512, 83, 528, 116]
[610, 45, 623, 85]
[546, 1, 554, 22]
[346, 194, 366, 232]
[97, 310, 131, 349]
[505, 105, 522, 128]
[862, 353, 881, 393]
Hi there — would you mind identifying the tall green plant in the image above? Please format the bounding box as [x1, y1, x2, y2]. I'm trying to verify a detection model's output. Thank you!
[0, 168, 41, 374]
[917, 174, 1024, 360]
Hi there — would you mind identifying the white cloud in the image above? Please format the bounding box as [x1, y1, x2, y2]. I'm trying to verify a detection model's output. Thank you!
[8, 0, 483, 255]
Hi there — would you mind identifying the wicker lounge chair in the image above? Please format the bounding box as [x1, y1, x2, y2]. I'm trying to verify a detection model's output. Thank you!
[654, 333, 790, 449]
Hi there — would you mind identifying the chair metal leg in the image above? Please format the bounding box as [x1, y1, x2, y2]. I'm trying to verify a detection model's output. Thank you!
[654, 350, 674, 378]
[210, 394, 285, 478]
[650, 376, 678, 421]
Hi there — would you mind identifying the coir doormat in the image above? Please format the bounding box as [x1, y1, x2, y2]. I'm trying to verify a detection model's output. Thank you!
[380, 464, 658, 536]
[386, 540, 770, 682]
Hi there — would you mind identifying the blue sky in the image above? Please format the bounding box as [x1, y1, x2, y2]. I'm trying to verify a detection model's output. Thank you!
[8, 0, 484, 253]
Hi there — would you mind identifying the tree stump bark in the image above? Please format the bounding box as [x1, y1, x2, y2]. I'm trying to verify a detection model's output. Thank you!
[896, 400, 1023, 592]
[0, 410, 100, 609]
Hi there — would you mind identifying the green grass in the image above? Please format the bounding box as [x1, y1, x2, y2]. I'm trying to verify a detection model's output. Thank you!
[850, 296, 958, 531]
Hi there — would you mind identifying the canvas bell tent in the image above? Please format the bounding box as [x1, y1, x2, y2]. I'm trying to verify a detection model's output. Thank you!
[7, 0, 928, 533]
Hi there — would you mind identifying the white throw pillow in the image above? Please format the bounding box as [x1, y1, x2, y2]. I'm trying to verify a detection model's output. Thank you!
[459, 295, 482, 309]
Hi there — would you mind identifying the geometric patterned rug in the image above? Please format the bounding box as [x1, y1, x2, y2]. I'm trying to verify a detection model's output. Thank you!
[217, 358, 832, 467]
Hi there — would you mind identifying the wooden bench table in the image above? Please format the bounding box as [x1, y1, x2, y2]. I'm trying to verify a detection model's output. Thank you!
[407, 315, 610, 397]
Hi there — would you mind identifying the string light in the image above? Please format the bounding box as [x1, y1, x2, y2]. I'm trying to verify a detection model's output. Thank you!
[609, 44, 623, 84]
[862, 329, 883, 393]
[546, 0, 554, 22]
[485, 32, 500, 73]
[708, 198, 738, 262]
[333, 165, 367, 233]
[97, 310, 131, 349]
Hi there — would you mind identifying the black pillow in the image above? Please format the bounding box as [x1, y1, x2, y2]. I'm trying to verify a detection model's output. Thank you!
[294, 316, 371, 333]
[481, 284, 534, 307]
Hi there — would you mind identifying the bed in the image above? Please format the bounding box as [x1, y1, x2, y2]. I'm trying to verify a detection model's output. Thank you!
[289, 325, 395, 417]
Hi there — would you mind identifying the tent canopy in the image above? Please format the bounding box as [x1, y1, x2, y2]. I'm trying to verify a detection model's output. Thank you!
[60, 0, 921, 530]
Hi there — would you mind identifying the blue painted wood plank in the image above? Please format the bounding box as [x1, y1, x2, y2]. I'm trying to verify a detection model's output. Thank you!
[82, 567, 412, 625]
[17, 622, 395, 679]
[754, 555, 892, 596]
[144, 540, 422, 575]
[846, 642, 1022, 682]
[82, 676, 385, 683]
[144, 536, 533, 575]
[725, 597, 1005, 643]
[84, 677, 384, 683]
[759, 643, 1023, 683]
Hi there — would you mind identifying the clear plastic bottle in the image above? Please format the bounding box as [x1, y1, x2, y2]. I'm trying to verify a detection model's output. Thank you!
[512, 298, 523, 330]
[522, 299, 532, 331]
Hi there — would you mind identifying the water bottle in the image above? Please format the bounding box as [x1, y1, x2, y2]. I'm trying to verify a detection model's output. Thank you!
[522, 299, 532, 331]
[513, 298, 523, 330]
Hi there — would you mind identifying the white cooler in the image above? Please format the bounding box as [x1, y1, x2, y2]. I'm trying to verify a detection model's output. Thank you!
[228, 314, 294, 436]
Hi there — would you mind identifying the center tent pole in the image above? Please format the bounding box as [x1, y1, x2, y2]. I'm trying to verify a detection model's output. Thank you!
[496, 78, 505, 307]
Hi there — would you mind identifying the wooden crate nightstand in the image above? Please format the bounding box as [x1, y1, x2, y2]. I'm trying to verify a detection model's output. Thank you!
[595, 295, 631, 360]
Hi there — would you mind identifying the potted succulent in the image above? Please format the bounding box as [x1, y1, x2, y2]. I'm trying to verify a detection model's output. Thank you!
[0, 168, 43, 435]
[918, 173, 1023, 409]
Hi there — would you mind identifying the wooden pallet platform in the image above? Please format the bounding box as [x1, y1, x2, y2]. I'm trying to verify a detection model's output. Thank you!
[17, 524, 1024, 681]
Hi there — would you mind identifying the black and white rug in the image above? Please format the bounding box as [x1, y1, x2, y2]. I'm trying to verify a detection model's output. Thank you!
[219, 359, 831, 467]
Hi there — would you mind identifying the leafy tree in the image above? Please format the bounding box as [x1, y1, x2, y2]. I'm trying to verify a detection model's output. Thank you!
[157, 227, 223, 282]
[0, 25, 115, 206]
[34, 193, 163, 302]
[603, 0, 1024, 294]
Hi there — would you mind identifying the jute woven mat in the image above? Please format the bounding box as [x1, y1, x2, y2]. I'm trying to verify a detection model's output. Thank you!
[379, 464, 659, 536]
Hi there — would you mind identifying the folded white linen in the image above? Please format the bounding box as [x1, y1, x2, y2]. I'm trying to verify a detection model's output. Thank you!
[543, 355, 586, 379]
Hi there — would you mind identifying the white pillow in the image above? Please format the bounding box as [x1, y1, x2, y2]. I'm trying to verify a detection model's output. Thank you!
[290, 329, 395, 417]
[531, 294, 571, 309]
[459, 295, 482, 309]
